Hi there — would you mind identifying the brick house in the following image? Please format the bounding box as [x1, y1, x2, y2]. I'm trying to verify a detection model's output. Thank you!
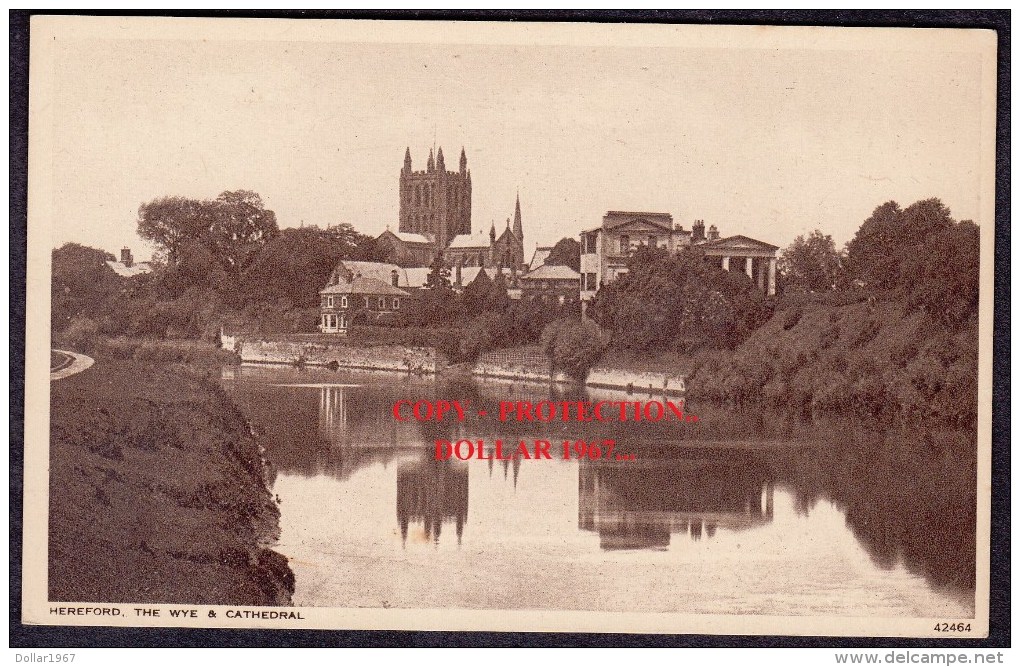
[319, 264, 411, 335]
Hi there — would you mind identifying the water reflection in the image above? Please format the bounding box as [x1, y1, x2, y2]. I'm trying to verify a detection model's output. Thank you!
[222, 365, 976, 615]
[579, 452, 774, 550]
[396, 461, 469, 546]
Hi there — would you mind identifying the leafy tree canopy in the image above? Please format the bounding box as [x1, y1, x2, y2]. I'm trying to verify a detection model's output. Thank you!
[779, 230, 844, 292]
[545, 237, 581, 272]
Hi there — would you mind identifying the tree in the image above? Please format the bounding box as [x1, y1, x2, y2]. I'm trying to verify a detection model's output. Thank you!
[136, 196, 209, 266]
[845, 198, 954, 290]
[137, 190, 279, 276]
[205, 190, 279, 276]
[540, 318, 607, 381]
[424, 254, 452, 289]
[461, 269, 496, 317]
[588, 245, 768, 352]
[50, 243, 118, 332]
[545, 237, 581, 272]
[843, 197, 976, 326]
[241, 226, 359, 308]
[778, 230, 844, 292]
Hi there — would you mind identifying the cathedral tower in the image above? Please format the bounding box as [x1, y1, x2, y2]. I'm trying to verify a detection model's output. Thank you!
[398, 146, 472, 249]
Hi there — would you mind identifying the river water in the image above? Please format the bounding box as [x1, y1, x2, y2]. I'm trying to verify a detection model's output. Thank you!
[221, 364, 976, 617]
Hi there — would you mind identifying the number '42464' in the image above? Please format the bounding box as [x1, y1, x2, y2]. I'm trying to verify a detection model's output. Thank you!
[934, 622, 971, 632]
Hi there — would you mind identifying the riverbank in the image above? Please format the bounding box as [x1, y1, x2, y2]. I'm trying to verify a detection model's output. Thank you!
[687, 299, 978, 427]
[226, 334, 687, 393]
[49, 356, 293, 605]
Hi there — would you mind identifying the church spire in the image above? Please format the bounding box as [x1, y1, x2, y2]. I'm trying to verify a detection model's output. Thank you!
[512, 191, 523, 241]
[403, 147, 412, 173]
[489, 220, 496, 242]
[436, 146, 445, 171]
[459, 147, 467, 174]
[427, 147, 435, 172]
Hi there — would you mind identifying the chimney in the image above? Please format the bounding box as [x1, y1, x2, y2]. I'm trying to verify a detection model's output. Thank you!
[120, 247, 133, 267]
[708, 224, 720, 241]
[692, 220, 705, 242]
[391, 269, 399, 287]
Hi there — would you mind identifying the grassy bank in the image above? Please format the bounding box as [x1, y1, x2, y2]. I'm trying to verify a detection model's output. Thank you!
[49, 355, 293, 605]
[686, 300, 977, 427]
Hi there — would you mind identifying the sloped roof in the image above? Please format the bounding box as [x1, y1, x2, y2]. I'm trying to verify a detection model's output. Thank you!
[457, 266, 514, 285]
[403, 267, 430, 288]
[321, 275, 410, 296]
[448, 231, 491, 249]
[386, 230, 433, 244]
[521, 264, 580, 281]
[700, 234, 780, 251]
[329, 261, 424, 290]
[105, 261, 153, 277]
[529, 247, 552, 270]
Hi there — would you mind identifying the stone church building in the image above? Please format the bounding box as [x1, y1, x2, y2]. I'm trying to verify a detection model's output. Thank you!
[376, 147, 525, 270]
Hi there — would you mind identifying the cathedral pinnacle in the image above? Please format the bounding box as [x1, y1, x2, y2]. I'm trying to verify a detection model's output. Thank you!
[427, 148, 435, 172]
[436, 146, 445, 171]
[459, 147, 467, 174]
[512, 191, 523, 242]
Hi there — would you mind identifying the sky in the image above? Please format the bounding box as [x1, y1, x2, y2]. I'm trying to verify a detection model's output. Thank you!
[45, 24, 988, 262]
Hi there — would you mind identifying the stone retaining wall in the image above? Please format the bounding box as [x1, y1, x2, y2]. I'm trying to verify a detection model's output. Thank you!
[234, 337, 439, 374]
[472, 348, 686, 394]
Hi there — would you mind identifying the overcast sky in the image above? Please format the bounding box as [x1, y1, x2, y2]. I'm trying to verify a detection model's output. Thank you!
[46, 24, 987, 261]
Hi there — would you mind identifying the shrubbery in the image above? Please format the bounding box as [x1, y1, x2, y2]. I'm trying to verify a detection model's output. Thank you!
[540, 318, 608, 381]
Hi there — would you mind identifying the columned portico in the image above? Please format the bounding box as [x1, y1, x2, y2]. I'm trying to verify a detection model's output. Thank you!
[745, 256, 753, 279]
[768, 258, 776, 296]
[722, 256, 730, 271]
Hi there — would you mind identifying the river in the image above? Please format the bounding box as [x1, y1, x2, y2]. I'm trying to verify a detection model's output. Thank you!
[221, 364, 976, 617]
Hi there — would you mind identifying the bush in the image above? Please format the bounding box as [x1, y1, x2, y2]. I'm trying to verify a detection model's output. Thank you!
[540, 318, 608, 381]
[782, 308, 803, 331]
[59, 316, 100, 353]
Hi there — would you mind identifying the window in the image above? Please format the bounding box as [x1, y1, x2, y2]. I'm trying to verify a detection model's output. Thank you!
[321, 315, 328, 329]
[378, 297, 385, 309]
[586, 273, 596, 291]
[340, 296, 348, 309]
[392, 297, 400, 310]
[364, 297, 370, 308]
[649, 235, 658, 248]
[326, 296, 334, 308]
[619, 235, 629, 254]
[339, 315, 346, 329]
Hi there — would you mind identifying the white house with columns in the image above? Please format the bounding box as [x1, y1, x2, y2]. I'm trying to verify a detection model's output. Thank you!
[579, 213, 778, 317]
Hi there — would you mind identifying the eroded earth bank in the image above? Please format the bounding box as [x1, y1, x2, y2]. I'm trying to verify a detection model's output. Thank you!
[48, 357, 294, 605]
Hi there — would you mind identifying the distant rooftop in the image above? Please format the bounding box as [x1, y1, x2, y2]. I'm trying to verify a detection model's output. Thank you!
[105, 260, 152, 278]
[521, 264, 580, 281]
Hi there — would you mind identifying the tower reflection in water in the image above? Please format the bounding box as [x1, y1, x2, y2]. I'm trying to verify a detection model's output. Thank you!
[578, 452, 774, 551]
[396, 461, 469, 547]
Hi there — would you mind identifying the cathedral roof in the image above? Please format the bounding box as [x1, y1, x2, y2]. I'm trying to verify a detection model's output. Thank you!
[447, 231, 492, 249]
[390, 231, 433, 244]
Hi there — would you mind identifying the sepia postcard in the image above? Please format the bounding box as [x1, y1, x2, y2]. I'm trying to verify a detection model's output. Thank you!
[22, 16, 997, 638]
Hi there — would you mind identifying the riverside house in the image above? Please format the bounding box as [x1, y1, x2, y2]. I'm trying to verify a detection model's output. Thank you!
[579, 211, 779, 316]
[319, 263, 411, 334]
